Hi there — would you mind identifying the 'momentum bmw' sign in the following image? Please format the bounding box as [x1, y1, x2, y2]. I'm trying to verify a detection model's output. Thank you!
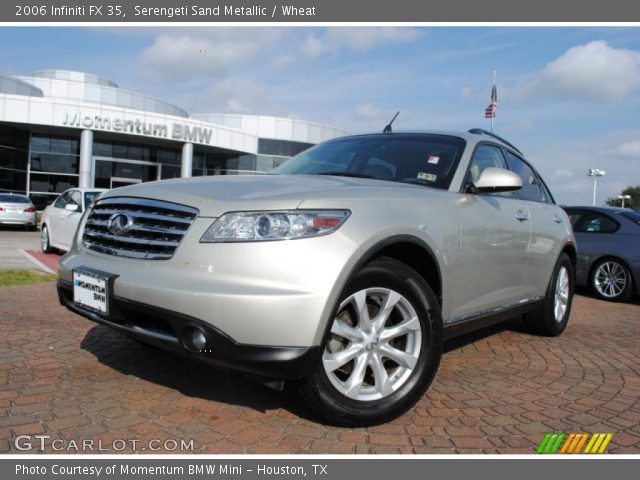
[63, 111, 214, 144]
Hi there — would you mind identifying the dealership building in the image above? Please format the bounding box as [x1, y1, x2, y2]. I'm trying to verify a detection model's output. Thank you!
[0, 69, 348, 209]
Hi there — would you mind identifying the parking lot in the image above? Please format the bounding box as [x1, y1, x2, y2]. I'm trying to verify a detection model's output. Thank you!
[1, 231, 639, 454]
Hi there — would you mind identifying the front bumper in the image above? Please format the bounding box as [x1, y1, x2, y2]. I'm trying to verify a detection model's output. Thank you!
[57, 279, 321, 380]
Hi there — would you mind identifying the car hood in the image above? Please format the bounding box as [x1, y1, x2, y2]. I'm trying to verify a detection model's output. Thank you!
[99, 174, 443, 217]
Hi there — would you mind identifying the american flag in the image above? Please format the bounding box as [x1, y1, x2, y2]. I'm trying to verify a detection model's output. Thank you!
[484, 84, 497, 118]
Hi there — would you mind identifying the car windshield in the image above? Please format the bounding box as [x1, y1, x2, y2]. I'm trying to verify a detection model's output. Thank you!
[274, 134, 466, 190]
[620, 211, 640, 226]
[84, 191, 102, 208]
[0, 194, 30, 203]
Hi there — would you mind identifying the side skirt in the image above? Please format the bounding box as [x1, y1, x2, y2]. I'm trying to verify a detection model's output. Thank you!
[443, 298, 543, 341]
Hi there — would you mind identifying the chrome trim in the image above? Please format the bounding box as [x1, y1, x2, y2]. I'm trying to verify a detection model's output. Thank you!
[82, 197, 198, 260]
[445, 295, 543, 325]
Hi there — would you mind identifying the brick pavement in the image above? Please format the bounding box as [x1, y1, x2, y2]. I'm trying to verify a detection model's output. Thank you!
[1, 282, 639, 454]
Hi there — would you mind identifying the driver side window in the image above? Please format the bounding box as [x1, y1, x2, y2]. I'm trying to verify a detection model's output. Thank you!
[468, 144, 511, 197]
[53, 192, 70, 209]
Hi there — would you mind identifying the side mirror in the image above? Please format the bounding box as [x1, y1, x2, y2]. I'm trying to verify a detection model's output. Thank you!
[64, 203, 80, 212]
[469, 167, 522, 193]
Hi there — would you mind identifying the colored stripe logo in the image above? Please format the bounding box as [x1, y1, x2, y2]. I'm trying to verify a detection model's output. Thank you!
[537, 433, 613, 454]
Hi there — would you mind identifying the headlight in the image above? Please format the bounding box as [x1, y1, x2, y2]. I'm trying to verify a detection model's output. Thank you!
[200, 210, 351, 243]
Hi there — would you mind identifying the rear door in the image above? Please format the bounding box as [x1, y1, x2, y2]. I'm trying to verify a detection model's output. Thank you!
[451, 143, 532, 321]
[503, 150, 568, 299]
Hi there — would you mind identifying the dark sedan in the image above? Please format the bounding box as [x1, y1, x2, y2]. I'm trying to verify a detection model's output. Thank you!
[564, 206, 640, 302]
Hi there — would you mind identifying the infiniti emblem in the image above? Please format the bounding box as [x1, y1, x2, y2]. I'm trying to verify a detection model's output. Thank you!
[107, 213, 134, 236]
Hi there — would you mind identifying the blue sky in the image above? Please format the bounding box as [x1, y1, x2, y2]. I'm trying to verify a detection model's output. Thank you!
[1, 26, 639, 205]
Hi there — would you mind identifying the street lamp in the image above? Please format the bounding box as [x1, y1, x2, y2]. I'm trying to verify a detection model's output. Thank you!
[587, 169, 606, 206]
[618, 194, 631, 208]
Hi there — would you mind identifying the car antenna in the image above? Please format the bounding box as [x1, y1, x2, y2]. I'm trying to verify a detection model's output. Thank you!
[383, 111, 400, 134]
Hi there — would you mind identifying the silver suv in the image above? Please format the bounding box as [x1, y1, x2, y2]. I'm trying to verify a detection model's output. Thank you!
[57, 129, 576, 426]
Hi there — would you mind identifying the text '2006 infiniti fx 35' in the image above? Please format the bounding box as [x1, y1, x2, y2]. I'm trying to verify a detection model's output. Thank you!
[57, 129, 576, 426]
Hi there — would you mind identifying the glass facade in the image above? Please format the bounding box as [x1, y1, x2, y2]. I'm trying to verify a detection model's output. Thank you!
[0, 125, 29, 196]
[0, 123, 317, 210]
[29, 132, 80, 210]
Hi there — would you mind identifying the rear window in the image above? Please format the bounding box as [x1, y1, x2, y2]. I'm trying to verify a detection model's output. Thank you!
[0, 194, 30, 203]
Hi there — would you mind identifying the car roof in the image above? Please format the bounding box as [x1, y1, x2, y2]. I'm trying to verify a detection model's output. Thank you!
[563, 206, 635, 215]
[60, 188, 109, 194]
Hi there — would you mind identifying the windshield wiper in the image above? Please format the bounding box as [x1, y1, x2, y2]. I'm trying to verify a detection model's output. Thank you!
[317, 172, 374, 179]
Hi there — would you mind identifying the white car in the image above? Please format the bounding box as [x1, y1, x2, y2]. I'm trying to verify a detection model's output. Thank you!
[41, 188, 107, 253]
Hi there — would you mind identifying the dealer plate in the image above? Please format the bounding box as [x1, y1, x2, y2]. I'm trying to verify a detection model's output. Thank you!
[73, 270, 109, 315]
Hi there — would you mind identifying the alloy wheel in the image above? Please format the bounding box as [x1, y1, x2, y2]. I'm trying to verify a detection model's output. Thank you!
[594, 261, 627, 299]
[554, 265, 570, 323]
[322, 287, 422, 402]
[41, 226, 49, 251]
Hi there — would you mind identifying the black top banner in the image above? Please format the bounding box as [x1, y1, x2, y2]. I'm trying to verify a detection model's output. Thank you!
[6, 0, 640, 22]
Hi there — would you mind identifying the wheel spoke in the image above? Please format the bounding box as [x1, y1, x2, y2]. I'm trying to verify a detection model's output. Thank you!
[323, 344, 361, 372]
[380, 315, 420, 342]
[370, 353, 393, 397]
[352, 290, 373, 333]
[344, 354, 368, 398]
[380, 343, 418, 369]
[330, 318, 362, 342]
[372, 290, 402, 331]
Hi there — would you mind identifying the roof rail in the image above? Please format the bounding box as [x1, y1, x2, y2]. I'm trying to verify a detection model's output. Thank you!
[468, 128, 523, 155]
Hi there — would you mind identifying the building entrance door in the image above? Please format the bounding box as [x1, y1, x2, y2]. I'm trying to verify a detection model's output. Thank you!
[93, 157, 160, 189]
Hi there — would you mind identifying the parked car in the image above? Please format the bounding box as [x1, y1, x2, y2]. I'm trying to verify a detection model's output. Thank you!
[563, 206, 639, 302]
[57, 129, 576, 426]
[41, 188, 107, 253]
[0, 193, 37, 230]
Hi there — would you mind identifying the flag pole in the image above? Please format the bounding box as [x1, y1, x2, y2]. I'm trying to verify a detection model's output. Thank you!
[491, 67, 496, 133]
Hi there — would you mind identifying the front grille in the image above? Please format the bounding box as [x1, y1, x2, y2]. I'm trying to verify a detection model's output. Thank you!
[82, 197, 199, 260]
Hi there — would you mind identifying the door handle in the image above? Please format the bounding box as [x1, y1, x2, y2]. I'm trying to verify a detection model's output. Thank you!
[553, 215, 563, 224]
[515, 210, 529, 222]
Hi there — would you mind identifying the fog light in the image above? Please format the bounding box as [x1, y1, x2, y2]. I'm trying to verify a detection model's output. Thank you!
[182, 327, 207, 352]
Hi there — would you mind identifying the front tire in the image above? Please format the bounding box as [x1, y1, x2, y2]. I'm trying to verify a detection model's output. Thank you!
[41, 224, 53, 253]
[524, 252, 574, 336]
[590, 258, 633, 302]
[300, 257, 442, 427]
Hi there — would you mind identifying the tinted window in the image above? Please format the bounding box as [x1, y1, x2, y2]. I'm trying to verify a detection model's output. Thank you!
[564, 210, 584, 227]
[275, 134, 466, 190]
[53, 192, 70, 209]
[504, 151, 545, 202]
[84, 191, 102, 208]
[575, 213, 619, 233]
[68, 190, 82, 209]
[0, 194, 30, 203]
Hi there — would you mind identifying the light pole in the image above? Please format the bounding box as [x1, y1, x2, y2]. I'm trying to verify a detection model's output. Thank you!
[618, 194, 631, 208]
[587, 169, 606, 206]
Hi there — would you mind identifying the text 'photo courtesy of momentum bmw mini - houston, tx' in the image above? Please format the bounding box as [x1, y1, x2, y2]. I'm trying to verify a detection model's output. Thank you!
[57, 128, 576, 426]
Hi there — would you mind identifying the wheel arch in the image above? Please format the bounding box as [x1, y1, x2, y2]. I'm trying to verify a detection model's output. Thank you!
[316, 234, 443, 349]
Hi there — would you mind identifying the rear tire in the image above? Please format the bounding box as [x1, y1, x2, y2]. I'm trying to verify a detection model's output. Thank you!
[590, 257, 633, 302]
[299, 257, 442, 427]
[524, 252, 574, 337]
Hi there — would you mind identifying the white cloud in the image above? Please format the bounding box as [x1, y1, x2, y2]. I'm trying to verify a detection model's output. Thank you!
[614, 141, 640, 158]
[302, 28, 423, 58]
[140, 29, 285, 81]
[353, 103, 385, 121]
[517, 41, 640, 102]
[202, 78, 268, 113]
